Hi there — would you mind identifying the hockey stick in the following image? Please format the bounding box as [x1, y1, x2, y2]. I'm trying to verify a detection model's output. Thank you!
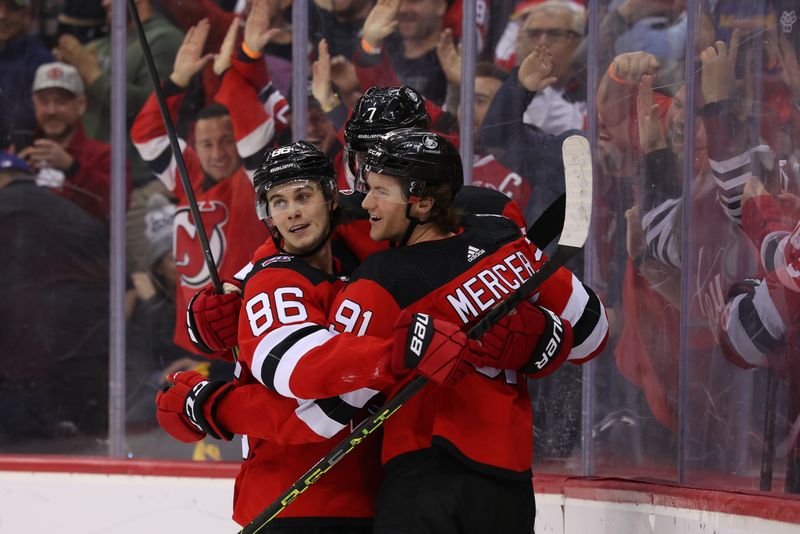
[527, 191, 565, 250]
[759, 368, 779, 491]
[786, 381, 800, 493]
[127, 0, 222, 293]
[239, 135, 593, 534]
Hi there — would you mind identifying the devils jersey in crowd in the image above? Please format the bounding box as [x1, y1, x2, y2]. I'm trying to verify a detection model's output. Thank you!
[131, 54, 288, 353]
[615, 145, 760, 431]
[700, 105, 800, 382]
[720, 186, 800, 383]
[248, 214, 608, 478]
[472, 154, 533, 208]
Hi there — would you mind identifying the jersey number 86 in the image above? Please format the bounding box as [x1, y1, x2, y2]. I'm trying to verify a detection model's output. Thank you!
[245, 288, 307, 336]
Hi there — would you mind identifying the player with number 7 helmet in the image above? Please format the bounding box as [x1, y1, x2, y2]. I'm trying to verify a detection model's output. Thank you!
[342, 85, 430, 188]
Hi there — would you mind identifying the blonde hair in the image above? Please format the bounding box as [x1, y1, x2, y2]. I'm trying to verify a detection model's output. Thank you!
[524, 1, 586, 36]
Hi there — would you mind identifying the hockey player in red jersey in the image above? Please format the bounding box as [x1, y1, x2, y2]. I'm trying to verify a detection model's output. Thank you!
[159, 141, 383, 530]
[131, 18, 287, 356]
[220, 142, 386, 529]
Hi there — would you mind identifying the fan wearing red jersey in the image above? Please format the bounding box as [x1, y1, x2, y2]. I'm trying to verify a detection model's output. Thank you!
[718, 192, 800, 379]
[247, 130, 608, 534]
[131, 18, 285, 357]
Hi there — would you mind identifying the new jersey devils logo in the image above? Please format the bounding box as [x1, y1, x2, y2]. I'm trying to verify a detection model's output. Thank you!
[174, 201, 230, 288]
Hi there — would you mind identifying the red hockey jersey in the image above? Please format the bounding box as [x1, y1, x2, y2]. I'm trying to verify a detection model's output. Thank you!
[719, 192, 800, 383]
[131, 70, 280, 353]
[472, 154, 533, 208]
[229, 254, 382, 526]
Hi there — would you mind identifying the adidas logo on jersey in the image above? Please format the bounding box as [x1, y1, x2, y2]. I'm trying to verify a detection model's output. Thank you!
[467, 245, 486, 263]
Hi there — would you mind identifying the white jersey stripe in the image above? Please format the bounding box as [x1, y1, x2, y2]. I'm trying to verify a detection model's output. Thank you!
[725, 294, 769, 367]
[569, 305, 608, 362]
[753, 279, 788, 340]
[566, 276, 608, 362]
[250, 322, 321, 393]
[559, 274, 589, 325]
[340, 387, 382, 408]
[237, 118, 275, 159]
[294, 400, 346, 438]
[708, 151, 752, 174]
[272, 328, 337, 399]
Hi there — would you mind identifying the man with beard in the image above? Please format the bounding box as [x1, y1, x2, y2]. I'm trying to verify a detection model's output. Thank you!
[19, 61, 126, 222]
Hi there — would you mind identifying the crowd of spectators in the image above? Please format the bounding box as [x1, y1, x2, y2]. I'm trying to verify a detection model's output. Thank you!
[1, 0, 799, 490]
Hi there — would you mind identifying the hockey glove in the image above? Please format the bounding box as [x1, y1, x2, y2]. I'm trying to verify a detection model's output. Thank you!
[187, 280, 242, 358]
[718, 278, 764, 370]
[155, 371, 235, 442]
[478, 301, 573, 379]
[392, 311, 482, 386]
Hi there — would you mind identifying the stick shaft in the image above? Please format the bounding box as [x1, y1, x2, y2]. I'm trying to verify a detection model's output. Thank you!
[126, 0, 222, 292]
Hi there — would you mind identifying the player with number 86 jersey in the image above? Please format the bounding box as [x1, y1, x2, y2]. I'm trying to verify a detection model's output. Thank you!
[226, 141, 382, 530]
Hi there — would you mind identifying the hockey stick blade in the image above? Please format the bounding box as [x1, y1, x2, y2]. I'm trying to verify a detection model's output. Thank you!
[239, 134, 593, 534]
[127, 0, 222, 293]
[469, 134, 592, 339]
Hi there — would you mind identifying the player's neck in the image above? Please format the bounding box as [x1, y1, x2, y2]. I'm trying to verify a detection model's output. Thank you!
[302, 242, 334, 274]
[406, 223, 453, 246]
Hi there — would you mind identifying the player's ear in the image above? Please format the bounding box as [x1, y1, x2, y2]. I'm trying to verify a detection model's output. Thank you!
[414, 196, 435, 217]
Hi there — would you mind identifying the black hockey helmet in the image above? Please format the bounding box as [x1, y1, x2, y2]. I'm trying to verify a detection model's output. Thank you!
[343, 86, 430, 188]
[363, 127, 463, 202]
[344, 86, 431, 152]
[253, 141, 338, 256]
[253, 140, 336, 220]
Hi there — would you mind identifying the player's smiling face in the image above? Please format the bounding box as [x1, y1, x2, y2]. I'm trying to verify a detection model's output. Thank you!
[267, 179, 334, 254]
[361, 171, 412, 243]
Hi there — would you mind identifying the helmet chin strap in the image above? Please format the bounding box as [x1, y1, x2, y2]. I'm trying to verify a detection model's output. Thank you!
[393, 203, 431, 247]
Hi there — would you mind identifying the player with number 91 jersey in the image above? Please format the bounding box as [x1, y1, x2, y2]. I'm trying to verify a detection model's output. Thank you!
[257, 130, 608, 480]
[323, 212, 607, 477]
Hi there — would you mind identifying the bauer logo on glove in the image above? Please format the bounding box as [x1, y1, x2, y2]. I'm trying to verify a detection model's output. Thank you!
[533, 308, 565, 371]
[406, 313, 434, 364]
